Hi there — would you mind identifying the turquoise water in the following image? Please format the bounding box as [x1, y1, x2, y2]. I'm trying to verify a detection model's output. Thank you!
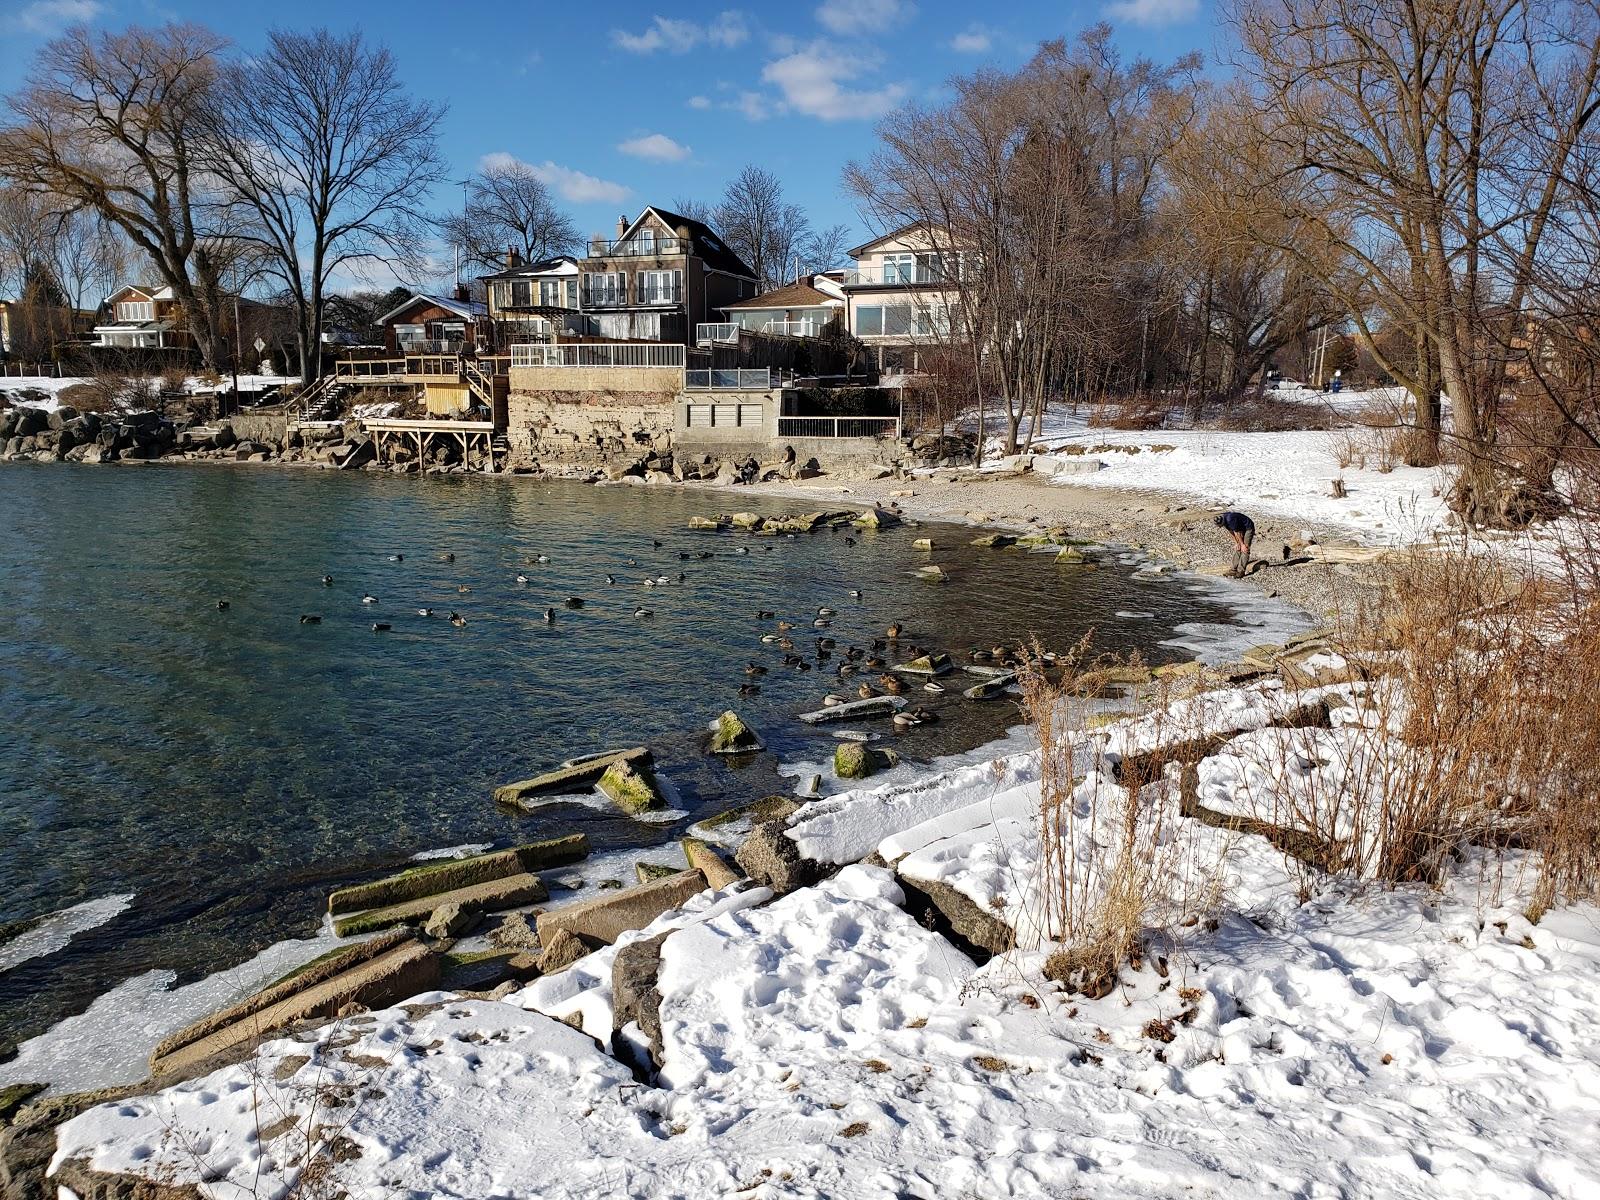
[0, 463, 1257, 1048]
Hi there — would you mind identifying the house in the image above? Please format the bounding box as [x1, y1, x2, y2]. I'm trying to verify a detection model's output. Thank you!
[92, 284, 192, 350]
[480, 253, 586, 347]
[705, 274, 847, 344]
[579, 208, 758, 343]
[842, 224, 965, 374]
[378, 293, 490, 356]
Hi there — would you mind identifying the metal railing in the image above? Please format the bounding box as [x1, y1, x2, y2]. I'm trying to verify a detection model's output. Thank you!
[510, 342, 686, 369]
[580, 282, 683, 308]
[397, 338, 464, 355]
[776, 416, 901, 439]
[685, 368, 771, 390]
[586, 235, 685, 257]
[695, 322, 738, 345]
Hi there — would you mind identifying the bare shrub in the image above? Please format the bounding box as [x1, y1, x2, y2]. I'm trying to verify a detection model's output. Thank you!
[1206, 395, 1337, 432]
[1088, 393, 1172, 431]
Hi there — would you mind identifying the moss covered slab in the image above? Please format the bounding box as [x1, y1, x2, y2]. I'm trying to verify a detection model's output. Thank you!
[597, 760, 666, 815]
[329, 834, 589, 915]
[493, 747, 651, 806]
[333, 873, 547, 937]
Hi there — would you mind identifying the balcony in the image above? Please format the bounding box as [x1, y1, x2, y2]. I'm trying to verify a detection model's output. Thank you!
[397, 338, 464, 355]
[582, 283, 683, 309]
[842, 264, 959, 287]
[696, 322, 738, 345]
[510, 342, 686, 369]
[759, 318, 821, 337]
[586, 235, 686, 258]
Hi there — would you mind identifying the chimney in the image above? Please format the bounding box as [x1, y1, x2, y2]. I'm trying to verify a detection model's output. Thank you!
[616, 214, 629, 240]
[506, 246, 523, 269]
[453, 281, 470, 303]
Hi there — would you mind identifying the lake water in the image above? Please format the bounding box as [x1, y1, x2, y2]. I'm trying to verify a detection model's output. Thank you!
[0, 462, 1298, 1064]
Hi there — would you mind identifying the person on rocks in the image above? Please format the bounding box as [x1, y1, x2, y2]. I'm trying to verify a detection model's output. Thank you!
[1215, 510, 1256, 577]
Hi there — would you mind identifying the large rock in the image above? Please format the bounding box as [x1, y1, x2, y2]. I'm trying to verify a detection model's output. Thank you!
[333, 873, 547, 937]
[2, 1084, 169, 1200]
[12, 408, 47, 437]
[852, 506, 899, 528]
[897, 874, 1013, 956]
[834, 742, 903, 780]
[611, 932, 670, 1067]
[148, 932, 438, 1079]
[493, 748, 652, 807]
[597, 759, 666, 815]
[734, 821, 824, 895]
[328, 835, 588, 915]
[708, 709, 763, 755]
[536, 927, 589, 974]
[424, 899, 482, 939]
[535, 869, 705, 947]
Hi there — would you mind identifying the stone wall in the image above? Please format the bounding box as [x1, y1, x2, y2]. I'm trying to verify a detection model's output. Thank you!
[227, 411, 289, 443]
[504, 389, 676, 472]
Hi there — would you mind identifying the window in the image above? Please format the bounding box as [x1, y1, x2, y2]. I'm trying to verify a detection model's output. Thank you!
[583, 272, 628, 305]
[855, 304, 919, 337]
[566, 279, 578, 309]
[637, 227, 654, 253]
[881, 254, 914, 284]
[395, 323, 425, 347]
[115, 300, 154, 322]
[638, 270, 682, 304]
[856, 305, 883, 336]
[882, 305, 913, 336]
[539, 279, 568, 307]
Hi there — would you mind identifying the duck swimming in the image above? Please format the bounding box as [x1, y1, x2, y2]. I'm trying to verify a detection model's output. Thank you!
[362, 594, 377, 604]
[635, 607, 654, 619]
[516, 574, 530, 584]
[418, 607, 434, 617]
[543, 608, 556, 623]
[371, 622, 391, 632]
[449, 612, 467, 627]
[215, 600, 229, 611]
[299, 614, 321, 624]
[389, 554, 404, 562]
[320, 575, 334, 586]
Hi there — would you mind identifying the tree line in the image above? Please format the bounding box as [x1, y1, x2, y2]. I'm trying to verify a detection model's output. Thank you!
[848, 2, 1600, 527]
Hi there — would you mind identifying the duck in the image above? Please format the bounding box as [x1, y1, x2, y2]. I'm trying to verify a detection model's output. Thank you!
[625, 557, 638, 567]
[389, 554, 404, 562]
[844, 645, 864, 661]
[320, 574, 334, 587]
[813, 618, 831, 628]
[361, 594, 378, 604]
[823, 694, 846, 707]
[443, 553, 455, 563]
[817, 606, 835, 617]
[536, 554, 551, 564]
[880, 675, 907, 695]
[605, 575, 616, 585]
[457, 585, 472, 595]
[838, 663, 858, 677]
[738, 683, 761, 698]
[655, 576, 671, 585]
[848, 589, 862, 599]
[371, 622, 391, 632]
[644, 578, 657, 588]
[792, 660, 812, 672]
[215, 600, 230, 611]
[449, 612, 467, 628]
[564, 597, 584, 608]
[677, 572, 686, 583]
[756, 609, 776, 620]
[777, 620, 795, 631]
[782, 653, 805, 668]
[857, 683, 878, 699]
[516, 574, 530, 585]
[911, 706, 939, 724]
[543, 608, 556, 623]
[886, 622, 903, 639]
[816, 637, 837, 650]
[745, 662, 768, 677]
[736, 547, 749, 555]
[635, 607, 654, 618]
[761, 634, 780, 644]
[778, 638, 795, 651]
[418, 607, 434, 617]
[971, 648, 994, 663]
[679, 552, 692, 561]
[866, 656, 887, 670]
[299, 614, 322, 624]
[924, 681, 946, 694]
[652, 539, 663, 549]
[844, 537, 857, 547]
[893, 712, 915, 731]
[696, 551, 712, 561]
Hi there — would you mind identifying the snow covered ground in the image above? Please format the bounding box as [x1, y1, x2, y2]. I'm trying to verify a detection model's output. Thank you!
[48, 680, 1600, 1199]
[0, 372, 295, 412]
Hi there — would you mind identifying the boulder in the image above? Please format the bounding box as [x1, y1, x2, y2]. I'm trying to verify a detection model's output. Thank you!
[687, 515, 724, 530]
[13, 408, 48, 437]
[852, 506, 898, 528]
[597, 759, 666, 815]
[536, 928, 589, 974]
[734, 821, 824, 895]
[729, 511, 765, 529]
[898, 875, 1013, 956]
[535, 869, 706, 947]
[898, 652, 953, 676]
[487, 911, 541, 951]
[333, 873, 547, 937]
[970, 533, 1016, 548]
[912, 538, 934, 550]
[423, 900, 482, 940]
[1056, 547, 1090, 564]
[708, 709, 764, 755]
[611, 932, 670, 1066]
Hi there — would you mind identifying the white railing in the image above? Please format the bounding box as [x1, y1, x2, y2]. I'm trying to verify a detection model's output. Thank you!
[510, 343, 686, 369]
[777, 416, 901, 439]
[842, 266, 958, 286]
[685, 368, 771, 390]
[761, 318, 821, 337]
[696, 322, 738, 345]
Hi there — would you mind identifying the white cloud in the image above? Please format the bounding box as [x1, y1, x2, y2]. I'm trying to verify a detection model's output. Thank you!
[951, 24, 992, 53]
[1103, 0, 1200, 26]
[815, 0, 914, 35]
[481, 153, 631, 205]
[762, 45, 906, 121]
[730, 90, 770, 121]
[613, 10, 750, 54]
[618, 133, 692, 162]
[687, 95, 712, 110]
[11, 0, 101, 34]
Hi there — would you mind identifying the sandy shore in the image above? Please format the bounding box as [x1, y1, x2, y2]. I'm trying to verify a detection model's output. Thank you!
[711, 468, 1387, 626]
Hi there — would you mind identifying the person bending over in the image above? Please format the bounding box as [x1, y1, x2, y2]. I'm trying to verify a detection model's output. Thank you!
[1215, 511, 1255, 577]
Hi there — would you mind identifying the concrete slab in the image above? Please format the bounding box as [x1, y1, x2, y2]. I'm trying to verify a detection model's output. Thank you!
[535, 870, 705, 946]
[333, 873, 548, 937]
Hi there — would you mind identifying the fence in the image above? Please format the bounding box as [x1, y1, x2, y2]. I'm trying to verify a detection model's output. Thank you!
[684, 367, 771, 390]
[510, 343, 686, 369]
[776, 416, 901, 439]
[695, 323, 738, 345]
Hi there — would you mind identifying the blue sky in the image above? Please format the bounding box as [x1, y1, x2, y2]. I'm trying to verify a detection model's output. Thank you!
[1, 0, 1222, 283]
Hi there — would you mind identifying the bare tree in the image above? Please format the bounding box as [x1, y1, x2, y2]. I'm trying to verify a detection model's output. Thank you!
[0, 23, 234, 368]
[443, 160, 579, 272]
[798, 223, 853, 274]
[669, 195, 716, 226]
[713, 165, 811, 290]
[1233, 0, 1600, 526]
[199, 28, 446, 382]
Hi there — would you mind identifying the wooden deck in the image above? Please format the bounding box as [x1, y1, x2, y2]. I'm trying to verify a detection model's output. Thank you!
[363, 418, 501, 472]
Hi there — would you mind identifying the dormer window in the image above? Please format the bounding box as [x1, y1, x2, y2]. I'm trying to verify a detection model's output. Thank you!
[116, 299, 154, 322]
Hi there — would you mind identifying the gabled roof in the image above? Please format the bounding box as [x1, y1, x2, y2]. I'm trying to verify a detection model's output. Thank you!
[623, 206, 756, 279]
[724, 280, 844, 311]
[480, 255, 580, 283]
[106, 283, 176, 304]
[379, 293, 488, 324]
[846, 220, 944, 260]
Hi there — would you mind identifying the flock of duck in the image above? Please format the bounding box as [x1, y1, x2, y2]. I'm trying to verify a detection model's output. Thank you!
[211, 529, 1035, 736]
